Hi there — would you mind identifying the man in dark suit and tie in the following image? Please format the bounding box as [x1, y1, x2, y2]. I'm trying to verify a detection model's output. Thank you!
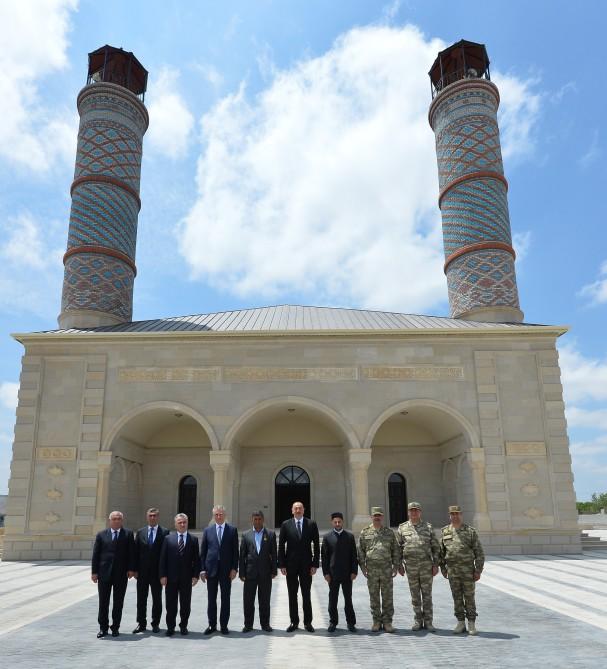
[239, 510, 277, 632]
[278, 501, 320, 632]
[200, 505, 239, 634]
[91, 510, 136, 638]
[132, 507, 169, 633]
[159, 513, 199, 636]
[321, 511, 358, 633]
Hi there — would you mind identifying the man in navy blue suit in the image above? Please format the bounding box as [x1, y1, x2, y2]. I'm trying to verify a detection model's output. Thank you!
[200, 505, 239, 634]
[159, 513, 199, 636]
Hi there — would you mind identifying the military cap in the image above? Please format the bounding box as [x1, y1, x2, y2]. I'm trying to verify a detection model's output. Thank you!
[408, 501, 422, 510]
[331, 511, 343, 519]
[371, 506, 384, 515]
[448, 505, 462, 513]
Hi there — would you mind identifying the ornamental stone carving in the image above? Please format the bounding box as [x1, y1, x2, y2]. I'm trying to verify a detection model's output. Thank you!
[45, 512, 61, 524]
[47, 465, 65, 476]
[523, 507, 544, 520]
[520, 483, 540, 497]
[519, 461, 537, 474]
[46, 488, 63, 501]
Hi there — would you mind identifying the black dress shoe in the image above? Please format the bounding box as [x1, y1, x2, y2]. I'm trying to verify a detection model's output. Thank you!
[242, 626, 253, 633]
[220, 627, 230, 635]
[97, 630, 108, 638]
[165, 629, 175, 637]
[327, 623, 336, 633]
[304, 624, 315, 633]
[262, 625, 273, 632]
[152, 625, 160, 633]
[132, 624, 146, 634]
[347, 624, 357, 633]
[204, 626, 217, 635]
[180, 628, 189, 636]
[286, 623, 299, 632]
[111, 630, 119, 637]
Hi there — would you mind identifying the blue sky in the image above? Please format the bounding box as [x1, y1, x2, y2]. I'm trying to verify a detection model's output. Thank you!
[0, 1, 606, 499]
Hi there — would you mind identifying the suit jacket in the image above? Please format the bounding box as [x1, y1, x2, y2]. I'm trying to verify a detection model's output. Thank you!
[91, 527, 136, 582]
[321, 529, 358, 580]
[200, 523, 239, 578]
[159, 532, 200, 583]
[239, 528, 277, 580]
[278, 517, 320, 571]
[134, 525, 169, 578]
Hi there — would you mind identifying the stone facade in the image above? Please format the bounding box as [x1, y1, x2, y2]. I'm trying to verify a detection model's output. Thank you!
[3, 325, 580, 559]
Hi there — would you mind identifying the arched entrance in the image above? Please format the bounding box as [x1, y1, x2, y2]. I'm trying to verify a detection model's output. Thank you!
[102, 403, 216, 529]
[388, 473, 407, 527]
[366, 401, 479, 529]
[275, 466, 311, 527]
[224, 397, 357, 528]
[178, 475, 198, 528]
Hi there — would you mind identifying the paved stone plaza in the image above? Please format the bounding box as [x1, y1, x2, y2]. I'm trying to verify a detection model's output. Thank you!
[2, 552, 607, 668]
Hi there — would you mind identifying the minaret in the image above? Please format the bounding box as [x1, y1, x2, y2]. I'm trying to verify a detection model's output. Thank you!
[58, 46, 149, 329]
[428, 40, 523, 323]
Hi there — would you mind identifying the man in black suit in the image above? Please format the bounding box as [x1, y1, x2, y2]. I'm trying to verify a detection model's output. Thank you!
[239, 510, 277, 632]
[132, 507, 169, 633]
[91, 510, 136, 638]
[159, 513, 200, 636]
[200, 505, 239, 634]
[278, 501, 320, 632]
[321, 512, 358, 633]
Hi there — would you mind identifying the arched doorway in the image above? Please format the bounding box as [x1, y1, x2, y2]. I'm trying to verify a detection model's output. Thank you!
[275, 466, 310, 527]
[388, 473, 407, 527]
[178, 475, 198, 528]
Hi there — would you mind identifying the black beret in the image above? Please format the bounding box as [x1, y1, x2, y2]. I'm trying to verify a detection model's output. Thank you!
[331, 512, 344, 519]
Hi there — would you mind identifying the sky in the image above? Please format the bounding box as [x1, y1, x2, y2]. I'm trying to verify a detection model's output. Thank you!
[0, 0, 606, 500]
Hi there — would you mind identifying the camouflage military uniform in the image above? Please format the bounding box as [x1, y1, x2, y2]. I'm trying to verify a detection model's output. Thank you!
[439, 523, 485, 621]
[397, 520, 439, 625]
[358, 525, 400, 626]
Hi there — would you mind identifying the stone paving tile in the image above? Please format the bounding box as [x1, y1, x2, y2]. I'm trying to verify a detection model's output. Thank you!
[2, 556, 607, 668]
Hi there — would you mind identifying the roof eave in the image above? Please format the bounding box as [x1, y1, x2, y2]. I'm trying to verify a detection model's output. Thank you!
[11, 324, 570, 344]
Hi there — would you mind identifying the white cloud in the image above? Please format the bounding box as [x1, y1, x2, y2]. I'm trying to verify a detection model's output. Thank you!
[579, 129, 601, 168]
[566, 406, 607, 431]
[146, 67, 195, 160]
[513, 230, 532, 263]
[578, 260, 607, 305]
[0, 212, 64, 317]
[0, 383, 18, 412]
[192, 63, 224, 89]
[179, 25, 542, 312]
[494, 72, 541, 162]
[559, 343, 607, 404]
[0, 0, 78, 172]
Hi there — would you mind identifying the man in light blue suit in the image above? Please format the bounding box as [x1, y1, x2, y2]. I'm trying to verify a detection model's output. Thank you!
[200, 505, 239, 634]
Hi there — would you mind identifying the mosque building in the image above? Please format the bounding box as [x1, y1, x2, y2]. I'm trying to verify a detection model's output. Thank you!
[3, 41, 579, 559]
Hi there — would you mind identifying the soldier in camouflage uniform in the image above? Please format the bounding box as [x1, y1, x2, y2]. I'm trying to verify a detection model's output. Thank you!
[439, 505, 485, 635]
[396, 501, 440, 632]
[358, 506, 400, 633]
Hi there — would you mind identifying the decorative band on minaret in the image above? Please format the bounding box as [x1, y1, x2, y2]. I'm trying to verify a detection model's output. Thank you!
[428, 40, 523, 323]
[58, 46, 149, 329]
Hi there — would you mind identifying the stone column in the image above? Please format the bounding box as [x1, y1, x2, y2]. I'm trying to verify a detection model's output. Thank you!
[467, 448, 492, 531]
[93, 450, 113, 532]
[209, 450, 233, 514]
[348, 448, 372, 534]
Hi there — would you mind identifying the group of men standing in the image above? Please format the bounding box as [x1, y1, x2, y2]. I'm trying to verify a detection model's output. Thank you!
[91, 501, 484, 638]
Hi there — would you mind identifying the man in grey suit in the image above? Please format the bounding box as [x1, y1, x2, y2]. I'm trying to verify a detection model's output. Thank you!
[239, 510, 277, 632]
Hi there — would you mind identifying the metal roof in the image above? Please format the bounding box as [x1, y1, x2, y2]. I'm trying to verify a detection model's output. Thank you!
[38, 305, 557, 335]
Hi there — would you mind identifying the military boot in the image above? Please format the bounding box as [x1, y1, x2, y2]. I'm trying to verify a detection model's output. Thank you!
[468, 620, 478, 636]
[383, 622, 395, 633]
[425, 621, 436, 633]
[411, 620, 422, 631]
[453, 620, 466, 634]
[371, 621, 381, 632]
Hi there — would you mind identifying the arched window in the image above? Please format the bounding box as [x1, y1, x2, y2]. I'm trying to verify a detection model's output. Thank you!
[388, 473, 407, 527]
[178, 475, 197, 529]
[275, 466, 310, 528]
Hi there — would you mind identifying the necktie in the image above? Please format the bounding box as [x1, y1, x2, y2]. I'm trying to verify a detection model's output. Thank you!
[112, 530, 118, 542]
[148, 528, 154, 545]
[178, 534, 184, 555]
[297, 520, 302, 536]
[218, 526, 223, 544]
